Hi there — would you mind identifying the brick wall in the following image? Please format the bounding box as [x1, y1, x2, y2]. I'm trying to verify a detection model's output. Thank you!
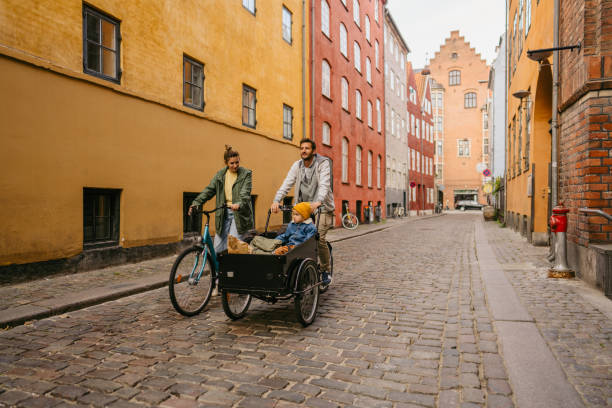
[558, 0, 612, 245]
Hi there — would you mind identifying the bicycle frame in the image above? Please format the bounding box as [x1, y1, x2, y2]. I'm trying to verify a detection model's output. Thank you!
[189, 210, 222, 284]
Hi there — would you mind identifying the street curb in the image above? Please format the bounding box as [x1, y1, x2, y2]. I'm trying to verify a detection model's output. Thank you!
[0, 275, 167, 329]
[1, 213, 444, 329]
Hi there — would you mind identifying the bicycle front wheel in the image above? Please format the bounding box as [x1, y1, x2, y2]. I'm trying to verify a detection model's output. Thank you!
[169, 246, 215, 316]
[342, 213, 359, 230]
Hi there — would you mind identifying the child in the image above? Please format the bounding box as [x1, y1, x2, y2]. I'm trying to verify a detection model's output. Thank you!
[273, 202, 317, 254]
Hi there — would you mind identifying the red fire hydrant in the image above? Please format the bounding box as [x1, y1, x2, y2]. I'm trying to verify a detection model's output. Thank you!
[549, 203, 573, 277]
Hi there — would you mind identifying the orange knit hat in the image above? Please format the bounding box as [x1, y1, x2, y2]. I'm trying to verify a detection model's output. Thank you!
[293, 202, 312, 219]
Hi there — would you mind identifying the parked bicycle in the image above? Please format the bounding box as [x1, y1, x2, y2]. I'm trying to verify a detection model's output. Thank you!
[341, 206, 359, 230]
[169, 206, 240, 316]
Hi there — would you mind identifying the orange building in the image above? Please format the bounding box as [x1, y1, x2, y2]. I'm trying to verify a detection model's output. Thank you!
[427, 31, 490, 208]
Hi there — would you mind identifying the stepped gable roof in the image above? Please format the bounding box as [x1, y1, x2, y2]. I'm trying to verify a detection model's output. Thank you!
[427, 29, 488, 67]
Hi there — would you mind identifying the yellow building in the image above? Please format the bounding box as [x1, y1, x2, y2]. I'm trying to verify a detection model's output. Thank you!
[0, 1, 309, 274]
[506, 0, 553, 245]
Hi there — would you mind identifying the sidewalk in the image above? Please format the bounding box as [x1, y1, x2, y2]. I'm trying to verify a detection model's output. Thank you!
[0, 213, 442, 328]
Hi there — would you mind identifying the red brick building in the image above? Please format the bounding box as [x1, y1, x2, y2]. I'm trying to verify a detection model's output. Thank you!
[557, 0, 612, 286]
[311, 0, 386, 225]
[406, 63, 435, 214]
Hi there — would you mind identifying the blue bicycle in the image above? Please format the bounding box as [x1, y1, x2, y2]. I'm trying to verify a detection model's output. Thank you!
[169, 206, 252, 316]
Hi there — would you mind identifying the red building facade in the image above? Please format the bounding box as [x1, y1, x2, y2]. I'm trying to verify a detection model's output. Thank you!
[311, 0, 386, 225]
[406, 64, 435, 214]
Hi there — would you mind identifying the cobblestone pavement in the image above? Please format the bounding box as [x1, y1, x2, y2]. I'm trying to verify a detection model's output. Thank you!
[484, 222, 612, 407]
[0, 214, 516, 407]
[0, 215, 429, 316]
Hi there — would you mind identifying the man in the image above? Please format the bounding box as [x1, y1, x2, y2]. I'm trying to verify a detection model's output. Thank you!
[271, 138, 334, 284]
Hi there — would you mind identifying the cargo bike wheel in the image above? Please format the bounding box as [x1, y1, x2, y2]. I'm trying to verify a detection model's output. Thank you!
[169, 246, 215, 316]
[221, 291, 252, 320]
[294, 259, 320, 326]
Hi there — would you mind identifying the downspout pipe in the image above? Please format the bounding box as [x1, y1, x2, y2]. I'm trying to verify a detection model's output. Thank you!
[551, 0, 559, 207]
[504, 0, 509, 222]
[310, 0, 315, 140]
[302, 0, 307, 139]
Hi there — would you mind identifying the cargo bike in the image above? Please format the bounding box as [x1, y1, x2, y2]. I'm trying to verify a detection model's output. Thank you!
[169, 205, 333, 326]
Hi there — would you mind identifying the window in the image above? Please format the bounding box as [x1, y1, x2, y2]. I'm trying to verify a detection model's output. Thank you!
[451, 52, 458, 59]
[353, 0, 360, 26]
[458, 139, 471, 157]
[242, 85, 256, 128]
[354, 42, 361, 72]
[376, 99, 381, 132]
[526, 0, 532, 36]
[83, 5, 121, 82]
[341, 0, 347, 6]
[365, 15, 371, 42]
[341, 77, 349, 110]
[416, 151, 420, 172]
[389, 69, 394, 90]
[243, 0, 255, 14]
[411, 114, 415, 134]
[322, 60, 331, 97]
[282, 6, 292, 43]
[367, 151, 373, 187]
[356, 145, 362, 185]
[437, 140, 443, 156]
[355, 90, 362, 119]
[365, 58, 372, 84]
[374, 0, 379, 22]
[283, 104, 293, 140]
[183, 193, 202, 236]
[183, 56, 204, 111]
[83, 188, 120, 247]
[322, 122, 331, 145]
[435, 116, 443, 132]
[411, 150, 415, 170]
[484, 138, 489, 155]
[375, 40, 379, 69]
[342, 138, 349, 182]
[340, 24, 348, 57]
[464, 92, 477, 108]
[416, 119, 420, 139]
[367, 100, 373, 128]
[321, 0, 330, 37]
[449, 70, 461, 86]
[525, 99, 531, 170]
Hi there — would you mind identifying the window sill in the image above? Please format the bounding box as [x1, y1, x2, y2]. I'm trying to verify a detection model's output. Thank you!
[242, 123, 257, 129]
[322, 94, 333, 103]
[342, 107, 351, 114]
[84, 241, 120, 250]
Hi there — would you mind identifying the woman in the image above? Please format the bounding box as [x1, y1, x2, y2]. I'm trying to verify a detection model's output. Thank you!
[189, 145, 254, 253]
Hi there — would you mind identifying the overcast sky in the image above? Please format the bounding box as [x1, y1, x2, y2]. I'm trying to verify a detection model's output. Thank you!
[385, 0, 506, 67]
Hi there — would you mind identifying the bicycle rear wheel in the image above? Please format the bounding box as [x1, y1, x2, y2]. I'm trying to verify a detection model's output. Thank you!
[169, 246, 214, 316]
[221, 291, 252, 320]
[341, 213, 359, 230]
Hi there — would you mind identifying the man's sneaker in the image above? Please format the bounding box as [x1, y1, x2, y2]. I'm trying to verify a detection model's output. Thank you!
[321, 271, 332, 285]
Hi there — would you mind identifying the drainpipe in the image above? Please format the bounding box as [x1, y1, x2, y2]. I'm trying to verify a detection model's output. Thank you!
[302, 0, 307, 139]
[504, 0, 509, 223]
[551, 0, 559, 207]
[310, 0, 315, 140]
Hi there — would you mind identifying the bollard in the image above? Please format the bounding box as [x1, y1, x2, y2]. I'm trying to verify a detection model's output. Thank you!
[548, 203, 574, 278]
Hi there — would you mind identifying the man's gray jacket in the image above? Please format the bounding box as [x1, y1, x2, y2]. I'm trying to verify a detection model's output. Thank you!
[273, 154, 335, 212]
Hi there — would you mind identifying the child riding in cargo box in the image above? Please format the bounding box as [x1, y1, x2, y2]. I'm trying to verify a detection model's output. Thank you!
[273, 202, 317, 255]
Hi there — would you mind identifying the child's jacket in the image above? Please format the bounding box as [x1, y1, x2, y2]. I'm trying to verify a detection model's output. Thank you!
[275, 219, 317, 247]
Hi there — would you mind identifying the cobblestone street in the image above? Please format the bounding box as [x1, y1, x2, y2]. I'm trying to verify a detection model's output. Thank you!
[0, 214, 609, 407]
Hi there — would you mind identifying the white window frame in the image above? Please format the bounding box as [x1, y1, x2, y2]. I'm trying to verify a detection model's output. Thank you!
[321, 0, 330, 37]
[282, 6, 292, 43]
[376, 99, 381, 132]
[365, 15, 371, 42]
[457, 139, 471, 157]
[355, 89, 362, 119]
[374, 0, 379, 22]
[353, 0, 360, 26]
[340, 23, 348, 57]
[375, 40, 379, 69]
[366, 57, 372, 84]
[242, 0, 255, 14]
[354, 41, 361, 72]
[341, 77, 349, 110]
[342, 138, 349, 182]
[367, 100, 373, 128]
[322, 60, 331, 98]
[377, 155, 381, 188]
[322, 122, 331, 145]
[367, 150, 372, 187]
[356, 145, 362, 185]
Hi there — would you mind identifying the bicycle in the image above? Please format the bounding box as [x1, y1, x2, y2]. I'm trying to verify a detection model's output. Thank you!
[169, 206, 252, 317]
[341, 207, 359, 230]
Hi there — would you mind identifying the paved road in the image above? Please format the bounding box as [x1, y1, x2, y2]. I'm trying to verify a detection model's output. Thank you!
[0, 214, 608, 407]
